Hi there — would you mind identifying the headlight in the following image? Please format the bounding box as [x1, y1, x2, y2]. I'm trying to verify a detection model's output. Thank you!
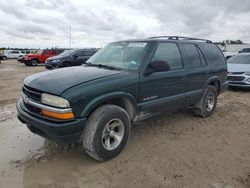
[41, 93, 70, 108]
[245, 72, 250, 76]
[51, 59, 60, 63]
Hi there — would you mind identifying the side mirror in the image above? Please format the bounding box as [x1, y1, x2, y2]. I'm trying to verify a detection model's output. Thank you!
[238, 50, 243, 53]
[72, 54, 78, 58]
[144, 60, 170, 76]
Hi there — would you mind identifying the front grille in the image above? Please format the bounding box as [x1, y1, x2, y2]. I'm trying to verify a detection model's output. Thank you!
[22, 85, 42, 115]
[228, 72, 245, 75]
[22, 85, 42, 102]
[24, 102, 41, 114]
[227, 76, 245, 82]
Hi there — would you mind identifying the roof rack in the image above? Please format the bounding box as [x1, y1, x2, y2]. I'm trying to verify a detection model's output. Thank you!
[148, 36, 212, 43]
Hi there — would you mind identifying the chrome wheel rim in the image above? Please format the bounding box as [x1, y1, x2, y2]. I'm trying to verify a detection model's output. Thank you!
[31, 60, 37, 66]
[205, 92, 215, 112]
[102, 118, 124, 151]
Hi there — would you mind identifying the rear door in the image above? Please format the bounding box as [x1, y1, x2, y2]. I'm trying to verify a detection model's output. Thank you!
[72, 50, 87, 65]
[139, 42, 187, 116]
[180, 43, 210, 104]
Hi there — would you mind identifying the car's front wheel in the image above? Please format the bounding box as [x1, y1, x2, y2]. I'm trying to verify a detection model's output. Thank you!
[82, 105, 131, 161]
[31, 59, 38, 66]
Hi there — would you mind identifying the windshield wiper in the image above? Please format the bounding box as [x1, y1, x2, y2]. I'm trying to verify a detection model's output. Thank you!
[85, 62, 118, 70]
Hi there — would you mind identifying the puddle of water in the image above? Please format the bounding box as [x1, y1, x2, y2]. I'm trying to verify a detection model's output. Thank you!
[0, 104, 45, 188]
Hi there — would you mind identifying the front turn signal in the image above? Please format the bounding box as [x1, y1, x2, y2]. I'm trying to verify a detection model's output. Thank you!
[42, 109, 75, 120]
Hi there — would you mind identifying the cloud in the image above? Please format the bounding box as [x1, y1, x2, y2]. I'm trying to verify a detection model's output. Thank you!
[0, 0, 250, 48]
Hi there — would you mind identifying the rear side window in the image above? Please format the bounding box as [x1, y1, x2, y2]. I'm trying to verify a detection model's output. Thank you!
[203, 43, 225, 64]
[85, 51, 96, 56]
[183, 44, 201, 68]
[197, 46, 207, 67]
[152, 43, 183, 70]
[242, 48, 250, 53]
[74, 51, 85, 56]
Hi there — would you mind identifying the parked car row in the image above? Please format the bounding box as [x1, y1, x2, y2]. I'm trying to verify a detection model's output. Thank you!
[223, 47, 250, 60]
[2, 50, 24, 59]
[23, 49, 62, 66]
[45, 49, 97, 69]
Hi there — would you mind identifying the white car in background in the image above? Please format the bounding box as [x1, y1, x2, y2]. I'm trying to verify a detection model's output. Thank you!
[3, 50, 24, 59]
[227, 53, 250, 88]
[224, 47, 250, 60]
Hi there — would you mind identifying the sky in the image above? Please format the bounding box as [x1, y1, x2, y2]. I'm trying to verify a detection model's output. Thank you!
[0, 0, 250, 48]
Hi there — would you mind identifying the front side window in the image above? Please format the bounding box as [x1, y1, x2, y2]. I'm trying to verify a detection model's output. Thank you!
[74, 51, 85, 57]
[87, 42, 149, 70]
[43, 50, 49, 55]
[151, 43, 183, 70]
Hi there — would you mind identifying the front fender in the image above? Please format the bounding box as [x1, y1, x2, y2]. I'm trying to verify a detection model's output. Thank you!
[80, 91, 138, 117]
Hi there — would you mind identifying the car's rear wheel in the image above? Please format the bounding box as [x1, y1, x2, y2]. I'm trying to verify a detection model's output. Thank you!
[24, 61, 31, 66]
[2, 56, 7, 60]
[192, 85, 218, 118]
[82, 105, 131, 161]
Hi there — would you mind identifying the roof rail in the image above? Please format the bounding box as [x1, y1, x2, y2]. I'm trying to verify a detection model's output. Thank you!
[148, 36, 212, 43]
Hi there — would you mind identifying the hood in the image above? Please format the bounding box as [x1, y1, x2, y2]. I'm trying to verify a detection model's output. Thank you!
[227, 63, 250, 73]
[46, 55, 62, 61]
[24, 66, 122, 95]
[26, 54, 41, 58]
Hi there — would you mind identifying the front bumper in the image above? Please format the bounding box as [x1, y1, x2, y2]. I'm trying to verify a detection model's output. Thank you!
[17, 98, 87, 144]
[227, 74, 250, 88]
[228, 82, 250, 88]
[45, 63, 54, 70]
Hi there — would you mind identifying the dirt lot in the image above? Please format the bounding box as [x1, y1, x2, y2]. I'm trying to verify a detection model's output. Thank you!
[0, 60, 250, 188]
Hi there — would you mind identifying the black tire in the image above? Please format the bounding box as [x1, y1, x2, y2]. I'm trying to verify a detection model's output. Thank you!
[192, 85, 218, 118]
[24, 61, 31, 66]
[82, 105, 131, 161]
[30, 59, 38, 66]
[2, 56, 7, 60]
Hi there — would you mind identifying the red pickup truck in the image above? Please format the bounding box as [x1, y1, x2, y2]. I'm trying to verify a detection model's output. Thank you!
[24, 49, 62, 66]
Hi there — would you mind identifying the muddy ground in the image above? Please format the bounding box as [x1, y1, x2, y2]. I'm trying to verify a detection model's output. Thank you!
[0, 60, 250, 188]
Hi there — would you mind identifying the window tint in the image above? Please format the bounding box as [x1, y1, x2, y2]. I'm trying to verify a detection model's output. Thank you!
[85, 51, 96, 56]
[242, 48, 250, 53]
[203, 43, 225, 64]
[196, 46, 207, 66]
[152, 43, 183, 70]
[74, 51, 85, 56]
[43, 50, 49, 54]
[183, 44, 201, 68]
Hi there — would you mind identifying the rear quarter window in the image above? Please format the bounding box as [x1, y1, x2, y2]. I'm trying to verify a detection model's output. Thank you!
[202, 43, 225, 64]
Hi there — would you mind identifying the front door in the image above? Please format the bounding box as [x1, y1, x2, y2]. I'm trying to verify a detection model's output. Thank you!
[139, 42, 187, 117]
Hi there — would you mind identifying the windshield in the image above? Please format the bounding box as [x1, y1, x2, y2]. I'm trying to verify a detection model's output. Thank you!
[228, 55, 250, 64]
[36, 50, 43, 54]
[87, 42, 149, 70]
[57, 49, 75, 57]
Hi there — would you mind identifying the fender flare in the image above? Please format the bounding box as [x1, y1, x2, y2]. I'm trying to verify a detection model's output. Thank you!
[80, 91, 138, 118]
[202, 76, 220, 92]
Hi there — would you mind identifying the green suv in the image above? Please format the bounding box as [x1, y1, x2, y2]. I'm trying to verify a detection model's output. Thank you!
[17, 36, 228, 161]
